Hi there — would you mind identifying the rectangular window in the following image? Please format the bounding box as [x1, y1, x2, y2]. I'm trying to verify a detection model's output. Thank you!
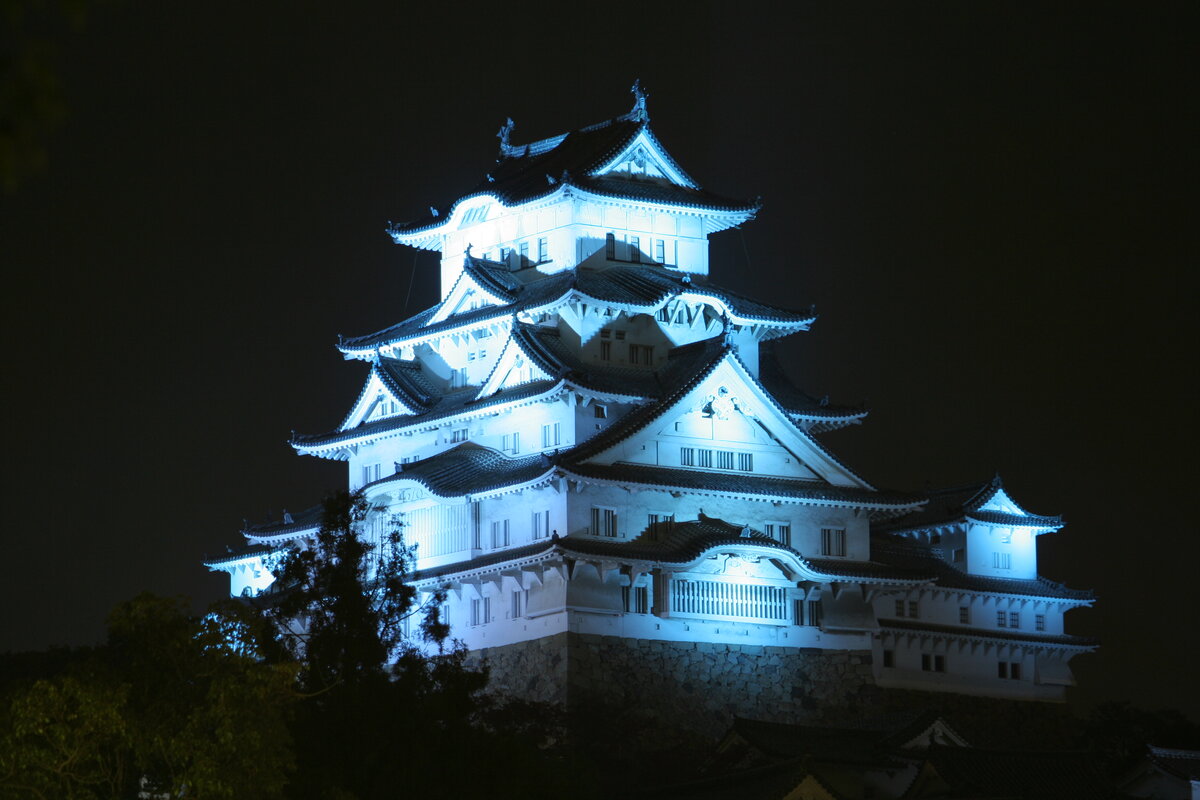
[895, 599, 905, 617]
[998, 662, 1022, 680]
[680, 447, 696, 467]
[908, 601, 919, 619]
[624, 585, 649, 614]
[614, 330, 626, 341]
[716, 450, 735, 470]
[806, 600, 823, 628]
[820, 528, 846, 557]
[629, 344, 653, 365]
[537, 237, 548, 262]
[594, 404, 607, 419]
[655, 239, 666, 263]
[1035, 614, 1045, 632]
[1011, 662, 1021, 680]
[629, 236, 640, 263]
[600, 329, 611, 338]
[992, 552, 1012, 570]
[541, 423, 561, 449]
[656, 307, 670, 322]
[599, 340, 611, 360]
[605, 232, 615, 259]
[450, 428, 468, 443]
[591, 507, 617, 537]
[519, 241, 529, 263]
[764, 523, 791, 546]
[470, 598, 483, 626]
[698, 449, 713, 468]
[959, 606, 970, 624]
[648, 513, 673, 538]
[996, 610, 1007, 627]
[952, 548, 964, 563]
[511, 590, 522, 620]
[490, 520, 510, 549]
[532, 510, 549, 540]
[501, 432, 520, 454]
[921, 654, 946, 673]
[883, 649, 894, 668]
[998, 661, 1008, 679]
[1009, 611, 1020, 628]
[738, 452, 754, 472]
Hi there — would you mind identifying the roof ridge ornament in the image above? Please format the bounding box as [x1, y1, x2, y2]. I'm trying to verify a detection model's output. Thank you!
[497, 117, 515, 152]
[629, 79, 649, 122]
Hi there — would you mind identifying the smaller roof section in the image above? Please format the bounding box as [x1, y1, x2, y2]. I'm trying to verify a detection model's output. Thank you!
[240, 504, 323, 544]
[882, 475, 1063, 536]
[387, 85, 759, 242]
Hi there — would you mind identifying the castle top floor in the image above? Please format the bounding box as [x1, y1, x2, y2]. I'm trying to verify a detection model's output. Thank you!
[386, 84, 760, 299]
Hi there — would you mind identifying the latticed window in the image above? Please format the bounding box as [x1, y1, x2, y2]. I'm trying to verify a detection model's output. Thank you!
[821, 528, 846, 557]
[671, 579, 789, 624]
[591, 507, 617, 537]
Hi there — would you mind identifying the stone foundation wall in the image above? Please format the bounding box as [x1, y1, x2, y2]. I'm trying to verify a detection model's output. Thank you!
[468, 632, 880, 740]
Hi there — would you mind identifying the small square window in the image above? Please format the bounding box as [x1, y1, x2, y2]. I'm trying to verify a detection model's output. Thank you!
[959, 606, 970, 624]
[594, 405, 607, 419]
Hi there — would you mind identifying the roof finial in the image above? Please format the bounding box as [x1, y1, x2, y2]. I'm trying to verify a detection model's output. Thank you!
[497, 117, 515, 151]
[630, 79, 649, 122]
[465, 243, 473, 259]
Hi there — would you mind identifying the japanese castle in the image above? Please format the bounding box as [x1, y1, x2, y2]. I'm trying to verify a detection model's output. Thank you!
[207, 86, 1094, 710]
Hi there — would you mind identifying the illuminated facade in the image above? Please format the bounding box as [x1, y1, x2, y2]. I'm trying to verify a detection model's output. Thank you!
[206, 86, 1093, 705]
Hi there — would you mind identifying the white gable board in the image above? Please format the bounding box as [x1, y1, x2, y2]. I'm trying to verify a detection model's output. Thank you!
[475, 332, 554, 399]
[584, 354, 870, 488]
[588, 128, 698, 189]
[339, 367, 418, 431]
[427, 268, 510, 326]
[975, 486, 1027, 517]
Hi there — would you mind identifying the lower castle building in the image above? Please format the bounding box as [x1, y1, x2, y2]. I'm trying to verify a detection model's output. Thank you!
[206, 87, 1094, 724]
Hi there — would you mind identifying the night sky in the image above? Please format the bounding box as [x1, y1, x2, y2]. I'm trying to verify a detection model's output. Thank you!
[3, 4, 1194, 719]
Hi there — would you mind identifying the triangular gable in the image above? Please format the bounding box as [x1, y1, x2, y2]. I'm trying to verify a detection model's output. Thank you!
[781, 773, 840, 800]
[587, 127, 698, 188]
[427, 263, 514, 326]
[894, 717, 970, 751]
[583, 352, 872, 489]
[475, 330, 555, 399]
[339, 365, 419, 431]
[970, 483, 1028, 517]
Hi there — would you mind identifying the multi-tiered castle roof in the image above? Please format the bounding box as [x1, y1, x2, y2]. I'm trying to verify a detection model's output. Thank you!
[207, 85, 1094, 708]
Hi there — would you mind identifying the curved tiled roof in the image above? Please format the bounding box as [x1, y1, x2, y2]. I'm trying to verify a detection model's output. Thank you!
[241, 504, 323, 539]
[412, 514, 930, 585]
[388, 118, 756, 237]
[203, 542, 279, 568]
[758, 342, 866, 428]
[871, 540, 1094, 601]
[299, 333, 734, 452]
[877, 476, 1062, 534]
[881, 618, 1098, 648]
[338, 260, 815, 355]
[293, 379, 563, 451]
[363, 443, 554, 498]
[564, 462, 922, 511]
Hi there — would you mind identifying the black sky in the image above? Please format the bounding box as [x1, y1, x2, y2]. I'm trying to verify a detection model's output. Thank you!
[2, 3, 1194, 718]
